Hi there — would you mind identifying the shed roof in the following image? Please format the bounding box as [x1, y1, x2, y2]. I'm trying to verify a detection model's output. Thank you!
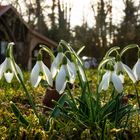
[0, 5, 11, 16]
[0, 5, 57, 48]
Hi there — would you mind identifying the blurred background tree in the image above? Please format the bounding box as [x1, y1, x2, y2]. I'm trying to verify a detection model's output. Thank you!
[1, 0, 140, 65]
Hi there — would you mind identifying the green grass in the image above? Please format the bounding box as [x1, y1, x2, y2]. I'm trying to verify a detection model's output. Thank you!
[0, 69, 140, 139]
[0, 72, 48, 139]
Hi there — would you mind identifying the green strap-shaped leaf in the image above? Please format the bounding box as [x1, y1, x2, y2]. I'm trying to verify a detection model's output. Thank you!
[45, 93, 68, 131]
[10, 101, 29, 126]
[50, 93, 68, 118]
[60, 40, 83, 65]
[77, 46, 85, 55]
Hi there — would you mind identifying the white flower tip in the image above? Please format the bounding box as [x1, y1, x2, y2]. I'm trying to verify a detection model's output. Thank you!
[48, 79, 53, 87]
[9, 42, 15, 45]
[56, 89, 64, 94]
[31, 76, 42, 88]
[4, 72, 14, 83]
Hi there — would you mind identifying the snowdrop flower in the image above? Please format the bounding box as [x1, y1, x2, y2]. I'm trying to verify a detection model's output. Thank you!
[114, 60, 136, 83]
[133, 58, 140, 81]
[51, 52, 64, 78]
[50, 45, 65, 79]
[0, 57, 23, 83]
[98, 69, 123, 93]
[30, 60, 53, 87]
[55, 57, 76, 94]
[55, 65, 67, 94]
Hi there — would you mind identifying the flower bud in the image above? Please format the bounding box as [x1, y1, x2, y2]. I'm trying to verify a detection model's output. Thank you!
[106, 63, 114, 71]
[6, 42, 14, 57]
[6, 47, 10, 57]
[37, 52, 42, 61]
[62, 56, 67, 65]
[115, 54, 121, 62]
[58, 45, 63, 52]
[110, 65, 114, 71]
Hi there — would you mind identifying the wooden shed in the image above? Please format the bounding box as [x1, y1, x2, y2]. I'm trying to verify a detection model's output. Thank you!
[0, 5, 57, 70]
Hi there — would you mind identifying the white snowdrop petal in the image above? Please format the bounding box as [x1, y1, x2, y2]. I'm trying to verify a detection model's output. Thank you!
[133, 61, 137, 80]
[51, 62, 58, 79]
[114, 61, 123, 74]
[123, 63, 136, 83]
[101, 71, 111, 90]
[136, 59, 140, 80]
[41, 62, 53, 86]
[133, 59, 140, 81]
[33, 76, 42, 88]
[57, 81, 67, 94]
[118, 74, 124, 84]
[0, 58, 7, 79]
[51, 52, 64, 78]
[112, 72, 123, 93]
[56, 65, 67, 94]
[30, 62, 41, 87]
[6, 58, 23, 82]
[67, 62, 76, 84]
[98, 71, 111, 92]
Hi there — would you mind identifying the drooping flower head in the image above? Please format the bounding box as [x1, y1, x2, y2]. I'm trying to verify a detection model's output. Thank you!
[51, 45, 64, 79]
[55, 56, 76, 94]
[114, 54, 136, 83]
[0, 42, 23, 83]
[30, 52, 53, 87]
[98, 64, 123, 93]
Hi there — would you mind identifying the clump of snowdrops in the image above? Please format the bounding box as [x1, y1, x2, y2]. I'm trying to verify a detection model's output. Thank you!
[1, 41, 140, 139]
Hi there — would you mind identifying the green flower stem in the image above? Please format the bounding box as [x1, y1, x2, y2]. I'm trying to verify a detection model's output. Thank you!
[9, 46, 44, 127]
[115, 94, 120, 127]
[17, 74, 44, 127]
[134, 83, 140, 109]
[40, 46, 55, 60]
[104, 46, 120, 59]
[137, 113, 140, 133]
[77, 67, 94, 121]
[96, 86, 100, 109]
[89, 92, 94, 122]
[17, 74, 37, 114]
[66, 84, 77, 110]
[122, 109, 131, 136]
[120, 44, 139, 57]
[78, 63, 91, 93]
[77, 70, 84, 89]
[77, 65, 95, 121]
[101, 118, 106, 140]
